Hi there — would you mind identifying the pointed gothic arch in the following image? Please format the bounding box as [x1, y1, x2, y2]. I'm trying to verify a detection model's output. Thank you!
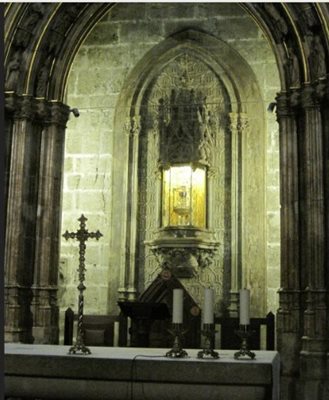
[111, 28, 266, 317]
[4, 4, 329, 399]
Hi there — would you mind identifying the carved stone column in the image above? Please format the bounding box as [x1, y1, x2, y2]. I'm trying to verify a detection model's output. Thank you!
[298, 84, 328, 398]
[117, 115, 140, 302]
[276, 91, 302, 398]
[318, 80, 329, 399]
[5, 93, 70, 344]
[4, 94, 42, 343]
[4, 95, 17, 229]
[227, 112, 242, 317]
[239, 110, 266, 316]
[31, 100, 70, 344]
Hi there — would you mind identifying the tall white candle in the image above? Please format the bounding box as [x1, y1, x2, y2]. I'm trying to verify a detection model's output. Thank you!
[203, 288, 214, 324]
[239, 289, 250, 325]
[172, 289, 183, 324]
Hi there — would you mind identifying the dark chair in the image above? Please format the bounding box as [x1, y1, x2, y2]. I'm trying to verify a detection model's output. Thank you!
[64, 307, 128, 347]
[214, 312, 275, 350]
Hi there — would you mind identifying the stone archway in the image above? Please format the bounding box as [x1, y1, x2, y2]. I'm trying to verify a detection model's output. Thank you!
[4, 3, 329, 399]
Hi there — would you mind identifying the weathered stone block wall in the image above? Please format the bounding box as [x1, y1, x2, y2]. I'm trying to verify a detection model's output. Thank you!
[59, 3, 280, 342]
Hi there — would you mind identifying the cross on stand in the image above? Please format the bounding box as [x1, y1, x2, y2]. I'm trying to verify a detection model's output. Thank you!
[63, 214, 103, 355]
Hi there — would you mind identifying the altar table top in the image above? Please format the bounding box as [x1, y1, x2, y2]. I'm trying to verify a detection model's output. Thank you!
[5, 344, 280, 400]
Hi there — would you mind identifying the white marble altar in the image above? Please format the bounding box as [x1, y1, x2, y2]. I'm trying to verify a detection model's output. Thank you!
[5, 344, 280, 400]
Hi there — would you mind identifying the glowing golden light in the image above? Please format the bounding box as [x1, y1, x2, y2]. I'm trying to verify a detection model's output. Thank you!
[162, 165, 206, 228]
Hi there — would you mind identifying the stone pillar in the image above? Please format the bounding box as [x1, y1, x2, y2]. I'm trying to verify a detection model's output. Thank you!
[276, 91, 302, 399]
[31, 100, 70, 344]
[298, 84, 329, 399]
[4, 93, 70, 344]
[118, 115, 140, 301]
[227, 112, 241, 317]
[4, 96, 15, 228]
[4, 94, 42, 343]
[318, 80, 329, 399]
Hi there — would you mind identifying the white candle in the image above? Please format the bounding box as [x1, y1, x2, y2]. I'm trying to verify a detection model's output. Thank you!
[203, 288, 214, 324]
[172, 289, 183, 324]
[239, 289, 250, 325]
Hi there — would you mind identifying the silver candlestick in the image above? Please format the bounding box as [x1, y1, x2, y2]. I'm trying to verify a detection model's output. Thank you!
[234, 325, 256, 360]
[198, 323, 219, 359]
[166, 323, 188, 358]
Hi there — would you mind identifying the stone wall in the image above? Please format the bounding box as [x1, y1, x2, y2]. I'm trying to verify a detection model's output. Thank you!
[59, 3, 280, 342]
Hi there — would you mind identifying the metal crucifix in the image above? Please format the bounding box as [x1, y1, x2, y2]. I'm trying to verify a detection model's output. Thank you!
[63, 214, 103, 355]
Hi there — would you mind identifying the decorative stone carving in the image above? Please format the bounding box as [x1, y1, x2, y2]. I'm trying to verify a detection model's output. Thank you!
[14, 3, 45, 48]
[52, 3, 85, 35]
[35, 55, 53, 98]
[261, 3, 288, 42]
[137, 50, 230, 308]
[158, 88, 215, 167]
[297, 4, 318, 31]
[315, 78, 329, 104]
[49, 102, 70, 127]
[300, 85, 318, 109]
[5, 3, 47, 93]
[308, 35, 327, 81]
[5, 51, 22, 92]
[148, 52, 225, 167]
[284, 43, 301, 88]
[31, 3, 86, 98]
[147, 227, 219, 278]
[143, 52, 223, 282]
[14, 96, 36, 120]
[35, 99, 51, 123]
[21, 3, 45, 33]
[276, 92, 294, 117]
[5, 92, 19, 114]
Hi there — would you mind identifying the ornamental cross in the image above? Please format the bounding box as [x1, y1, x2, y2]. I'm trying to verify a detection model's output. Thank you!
[63, 214, 103, 355]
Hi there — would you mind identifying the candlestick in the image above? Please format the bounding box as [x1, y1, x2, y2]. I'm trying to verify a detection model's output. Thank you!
[172, 288, 183, 324]
[203, 288, 214, 324]
[239, 289, 250, 326]
[197, 323, 219, 359]
[234, 326, 256, 360]
[165, 323, 188, 358]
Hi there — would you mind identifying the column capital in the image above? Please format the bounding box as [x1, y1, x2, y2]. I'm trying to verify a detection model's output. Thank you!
[124, 114, 141, 137]
[276, 91, 296, 117]
[49, 101, 70, 128]
[14, 95, 37, 120]
[300, 84, 319, 109]
[4, 92, 19, 114]
[228, 112, 249, 132]
[5, 93, 70, 127]
[314, 77, 329, 104]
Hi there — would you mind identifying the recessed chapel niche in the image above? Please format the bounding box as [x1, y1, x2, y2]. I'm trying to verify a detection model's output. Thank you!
[111, 27, 269, 317]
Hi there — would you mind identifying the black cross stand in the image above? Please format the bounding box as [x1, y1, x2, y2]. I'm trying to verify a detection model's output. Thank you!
[63, 214, 103, 355]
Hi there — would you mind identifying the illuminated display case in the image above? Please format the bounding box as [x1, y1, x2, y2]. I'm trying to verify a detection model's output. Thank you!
[145, 84, 219, 278]
[162, 164, 206, 228]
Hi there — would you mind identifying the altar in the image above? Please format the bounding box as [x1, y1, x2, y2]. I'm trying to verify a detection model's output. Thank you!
[5, 344, 279, 400]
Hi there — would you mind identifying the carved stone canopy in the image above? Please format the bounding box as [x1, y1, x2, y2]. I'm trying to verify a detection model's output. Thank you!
[147, 52, 225, 169]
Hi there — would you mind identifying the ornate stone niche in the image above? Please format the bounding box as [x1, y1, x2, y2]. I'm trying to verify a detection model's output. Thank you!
[143, 52, 224, 278]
